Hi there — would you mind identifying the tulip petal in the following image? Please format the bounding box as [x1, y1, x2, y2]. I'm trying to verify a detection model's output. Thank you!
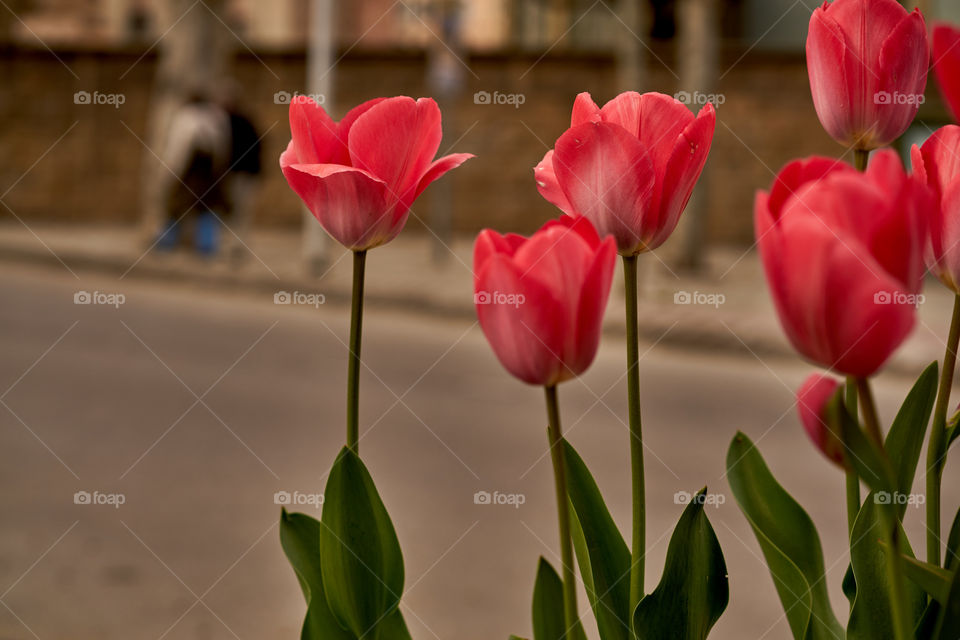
[289, 96, 340, 164]
[534, 150, 575, 216]
[474, 229, 526, 284]
[475, 255, 567, 386]
[933, 23, 960, 123]
[646, 103, 716, 250]
[414, 153, 474, 201]
[553, 122, 656, 253]
[347, 96, 443, 197]
[873, 10, 928, 145]
[281, 163, 396, 250]
[571, 92, 601, 127]
[807, 9, 855, 146]
[571, 236, 616, 376]
[767, 156, 853, 219]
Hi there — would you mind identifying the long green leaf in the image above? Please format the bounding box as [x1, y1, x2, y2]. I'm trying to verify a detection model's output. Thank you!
[726, 432, 842, 640]
[532, 557, 567, 640]
[562, 439, 631, 640]
[933, 563, 960, 639]
[885, 362, 937, 509]
[632, 487, 728, 640]
[279, 509, 355, 640]
[319, 447, 404, 639]
[847, 493, 926, 639]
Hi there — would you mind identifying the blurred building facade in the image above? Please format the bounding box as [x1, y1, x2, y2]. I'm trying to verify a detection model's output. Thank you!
[1, 0, 958, 245]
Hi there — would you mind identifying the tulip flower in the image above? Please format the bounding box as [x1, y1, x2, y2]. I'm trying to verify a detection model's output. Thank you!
[474, 215, 616, 386]
[912, 125, 960, 293]
[534, 91, 715, 255]
[932, 23, 960, 123]
[280, 95, 472, 251]
[796, 374, 849, 469]
[806, 0, 928, 151]
[755, 150, 929, 377]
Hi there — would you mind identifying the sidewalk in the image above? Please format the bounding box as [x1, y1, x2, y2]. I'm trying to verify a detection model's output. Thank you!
[0, 222, 952, 378]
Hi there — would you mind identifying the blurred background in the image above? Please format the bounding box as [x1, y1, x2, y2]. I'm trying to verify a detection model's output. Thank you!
[2, 1, 960, 639]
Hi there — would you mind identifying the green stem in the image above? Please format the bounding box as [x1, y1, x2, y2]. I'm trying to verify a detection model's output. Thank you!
[623, 255, 646, 611]
[545, 385, 578, 631]
[854, 148, 870, 172]
[857, 378, 912, 640]
[844, 378, 860, 537]
[346, 250, 366, 454]
[927, 293, 960, 566]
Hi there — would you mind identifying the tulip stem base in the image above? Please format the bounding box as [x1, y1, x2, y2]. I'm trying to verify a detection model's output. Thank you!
[346, 250, 366, 454]
[927, 293, 960, 567]
[854, 148, 870, 172]
[545, 384, 578, 631]
[623, 254, 646, 611]
[857, 377, 912, 640]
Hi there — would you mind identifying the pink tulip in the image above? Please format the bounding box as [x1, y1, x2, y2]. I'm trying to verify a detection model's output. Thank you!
[534, 92, 715, 255]
[280, 96, 472, 251]
[932, 23, 960, 123]
[796, 374, 848, 469]
[806, 0, 928, 151]
[912, 125, 960, 293]
[755, 150, 930, 377]
[474, 216, 616, 386]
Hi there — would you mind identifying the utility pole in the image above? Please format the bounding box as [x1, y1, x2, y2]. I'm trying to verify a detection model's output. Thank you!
[302, 0, 336, 275]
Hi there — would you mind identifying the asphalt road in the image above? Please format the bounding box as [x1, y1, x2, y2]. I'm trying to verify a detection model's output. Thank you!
[0, 261, 955, 640]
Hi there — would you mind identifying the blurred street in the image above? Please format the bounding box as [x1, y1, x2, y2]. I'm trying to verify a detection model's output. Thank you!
[0, 258, 956, 640]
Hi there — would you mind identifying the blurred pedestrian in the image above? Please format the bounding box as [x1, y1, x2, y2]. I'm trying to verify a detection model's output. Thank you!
[218, 83, 263, 264]
[156, 91, 230, 256]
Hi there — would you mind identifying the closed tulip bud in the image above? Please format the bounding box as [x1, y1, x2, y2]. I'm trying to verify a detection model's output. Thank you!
[280, 96, 472, 251]
[912, 125, 960, 293]
[797, 374, 849, 469]
[932, 23, 960, 124]
[534, 91, 715, 255]
[806, 0, 928, 151]
[756, 150, 930, 377]
[474, 216, 616, 386]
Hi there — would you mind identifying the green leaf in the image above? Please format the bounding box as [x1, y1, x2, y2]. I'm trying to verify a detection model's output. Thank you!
[509, 636, 530, 640]
[945, 505, 960, 571]
[632, 488, 729, 640]
[726, 432, 843, 640]
[279, 509, 355, 640]
[376, 609, 413, 640]
[833, 394, 895, 494]
[532, 557, 568, 640]
[319, 447, 404, 639]
[895, 553, 953, 604]
[562, 439, 632, 640]
[847, 492, 926, 639]
[885, 362, 937, 504]
[933, 563, 960, 639]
